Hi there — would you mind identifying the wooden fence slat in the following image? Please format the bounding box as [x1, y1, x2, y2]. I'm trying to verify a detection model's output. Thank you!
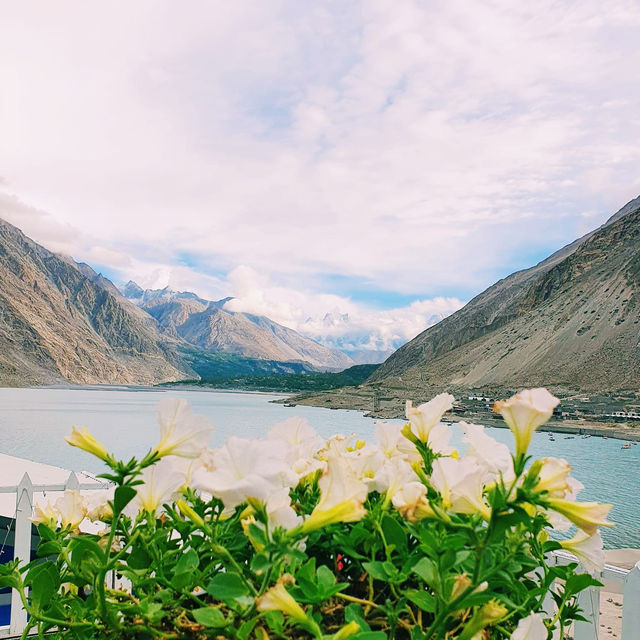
[9, 474, 32, 636]
[621, 561, 640, 640]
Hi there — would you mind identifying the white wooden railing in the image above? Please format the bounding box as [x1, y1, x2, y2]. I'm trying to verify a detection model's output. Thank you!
[546, 551, 640, 640]
[0, 478, 637, 639]
[0, 472, 106, 638]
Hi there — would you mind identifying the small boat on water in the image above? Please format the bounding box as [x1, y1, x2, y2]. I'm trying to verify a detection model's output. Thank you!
[622, 442, 631, 449]
[564, 436, 574, 439]
[549, 436, 556, 441]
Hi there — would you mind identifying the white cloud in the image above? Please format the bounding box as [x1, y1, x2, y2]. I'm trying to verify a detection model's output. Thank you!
[1, 0, 639, 319]
[224, 266, 464, 355]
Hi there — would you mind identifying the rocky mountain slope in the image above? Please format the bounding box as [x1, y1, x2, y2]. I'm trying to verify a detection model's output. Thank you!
[369, 195, 640, 394]
[124, 285, 354, 370]
[0, 219, 194, 386]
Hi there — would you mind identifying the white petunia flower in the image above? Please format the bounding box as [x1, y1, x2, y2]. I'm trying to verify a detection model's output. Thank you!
[55, 490, 87, 530]
[462, 422, 515, 484]
[431, 458, 490, 520]
[405, 393, 455, 442]
[266, 488, 303, 530]
[533, 457, 572, 498]
[427, 422, 454, 456]
[493, 389, 559, 458]
[371, 456, 417, 499]
[560, 530, 605, 576]
[302, 453, 367, 531]
[153, 398, 215, 459]
[191, 437, 298, 509]
[510, 612, 548, 640]
[392, 481, 434, 522]
[375, 422, 421, 462]
[135, 458, 185, 515]
[268, 417, 323, 461]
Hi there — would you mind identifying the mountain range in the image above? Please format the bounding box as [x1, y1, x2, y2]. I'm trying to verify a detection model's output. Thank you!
[0, 219, 352, 386]
[120, 283, 353, 370]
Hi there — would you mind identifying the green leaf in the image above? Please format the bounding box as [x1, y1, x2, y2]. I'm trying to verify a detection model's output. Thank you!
[171, 571, 195, 591]
[37, 540, 62, 557]
[26, 562, 59, 612]
[128, 545, 152, 570]
[405, 589, 436, 612]
[192, 607, 226, 627]
[345, 603, 370, 632]
[250, 553, 271, 575]
[0, 561, 22, 590]
[175, 548, 199, 574]
[354, 633, 386, 639]
[206, 573, 250, 604]
[37, 523, 56, 541]
[317, 565, 336, 590]
[381, 515, 408, 555]
[237, 618, 259, 640]
[412, 557, 437, 585]
[296, 557, 316, 583]
[264, 610, 284, 633]
[113, 485, 137, 516]
[363, 561, 389, 581]
[67, 537, 105, 576]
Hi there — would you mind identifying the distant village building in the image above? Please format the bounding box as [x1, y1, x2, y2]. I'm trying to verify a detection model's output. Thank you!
[605, 411, 640, 421]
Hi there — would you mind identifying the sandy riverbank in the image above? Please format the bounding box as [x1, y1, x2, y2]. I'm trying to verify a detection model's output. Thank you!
[281, 388, 640, 442]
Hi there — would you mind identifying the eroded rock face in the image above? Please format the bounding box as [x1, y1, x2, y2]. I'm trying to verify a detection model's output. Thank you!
[0, 219, 194, 386]
[370, 196, 640, 394]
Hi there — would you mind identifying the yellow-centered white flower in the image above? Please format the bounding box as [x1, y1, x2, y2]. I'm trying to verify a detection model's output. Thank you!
[152, 398, 215, 459]
[31, 500, 59, 527]
[560, 530, 605, 576]
[510, 613, 548, 640]
[85, 488, 115, 522]
[533, 457, 572, 498]
[462, 422, 515, 484]
[431, 458, 491, 520]
[375, 422, 421, 462]
[303, 453, 367, 531]
[493, 388, 559, 457]
[392, 481, 434, 522]
[371, 456, 417, 499]
[405, 393, 455, 442]
[135, 458, 185, 515]
[427, 422, 455, 456]
[191, 437, 297, 509]
[55, 490, 87, 530]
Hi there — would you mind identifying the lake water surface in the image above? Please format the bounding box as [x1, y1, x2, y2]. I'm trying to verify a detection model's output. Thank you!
[0, 387, 637, 548]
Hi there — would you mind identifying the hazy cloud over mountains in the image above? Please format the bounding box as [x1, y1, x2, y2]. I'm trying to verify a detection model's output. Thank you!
[1, 1, 640, 352]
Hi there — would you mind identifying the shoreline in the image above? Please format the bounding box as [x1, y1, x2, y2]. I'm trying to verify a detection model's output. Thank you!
[279, 391, 640, 443]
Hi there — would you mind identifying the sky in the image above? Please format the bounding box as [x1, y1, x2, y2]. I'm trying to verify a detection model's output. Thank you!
[1, 1, 640, 358]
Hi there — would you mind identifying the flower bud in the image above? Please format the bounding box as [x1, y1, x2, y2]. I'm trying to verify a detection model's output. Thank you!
[332, 621, 360, 639]
[65, 426, 110, 462]
[176, 499, 205, 528]
[459, 600, 507, 640]
[256, 575, 307, 623]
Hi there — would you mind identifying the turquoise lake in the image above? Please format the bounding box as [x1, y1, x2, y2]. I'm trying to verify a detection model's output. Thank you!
[0, 386, 637, 548]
